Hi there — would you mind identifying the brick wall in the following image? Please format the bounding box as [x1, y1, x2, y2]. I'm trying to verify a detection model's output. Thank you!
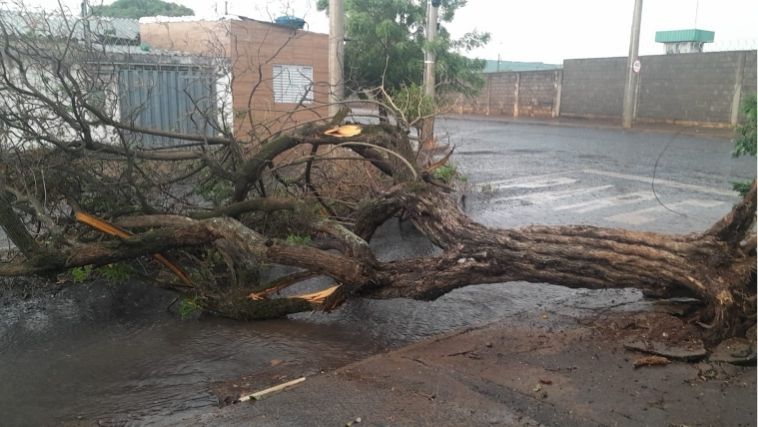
[488, 73, 518, 116]
[140, 19, 330, 141]
[517, 70, 562, 118]
[453, 70, 561, 118]
[140, 20, 231, 56]
[229, 20, 329, 140]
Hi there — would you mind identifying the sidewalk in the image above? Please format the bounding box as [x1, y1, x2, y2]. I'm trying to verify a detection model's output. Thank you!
[187, 310, 755, 426]
[441, 114, 736, 140]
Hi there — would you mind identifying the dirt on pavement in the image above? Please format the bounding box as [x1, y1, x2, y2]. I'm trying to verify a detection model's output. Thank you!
[180, 309, 756, 426]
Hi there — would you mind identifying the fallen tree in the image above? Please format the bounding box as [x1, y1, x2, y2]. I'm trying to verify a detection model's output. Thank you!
[1, 119, 754, 342]
[0, 8, 754, 345]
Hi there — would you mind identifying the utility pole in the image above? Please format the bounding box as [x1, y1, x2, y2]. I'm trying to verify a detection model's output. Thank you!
[423, 0, 439, 98]
[622, 0, 643, 128]
[328, 0, 345, 117]
[420, 0, 440, 149]
[81, 0, 91, 47]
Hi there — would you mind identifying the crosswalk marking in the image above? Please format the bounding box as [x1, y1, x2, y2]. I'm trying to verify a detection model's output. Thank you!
[494, 176, 577, 190]
[554, 191, 655, 213]
[475, 170, 732, 224]
[606, 199, 725, 225]
[582, 169, 736, 197]
[475, 172, 574, 191]
[495, 185, 613, 204]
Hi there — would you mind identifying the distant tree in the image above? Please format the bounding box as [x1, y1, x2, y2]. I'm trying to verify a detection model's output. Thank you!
[317, 0, 489, 97]
[91, 0, 194, 19]
[732, 94, 756, 195]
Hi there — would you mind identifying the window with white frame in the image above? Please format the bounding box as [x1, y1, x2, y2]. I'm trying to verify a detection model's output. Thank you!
[272, 65, 314, 104]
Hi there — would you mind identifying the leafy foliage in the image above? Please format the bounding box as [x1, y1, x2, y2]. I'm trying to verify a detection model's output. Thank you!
[179, 296, 202, 319]
[317, 0, 488, 97]
[733, 95, 757, 158]
[286, 234, 312, 245]
[70, 263, 133, 283]
[732, 95, 756, 196]
[432, 162, 465, 183]
[99, 263, 134, 282]
[392, 83, 435, 124]
[197, 171, 234, 208]
[71, 265, 93, 283]
[91, 0, 194, 19]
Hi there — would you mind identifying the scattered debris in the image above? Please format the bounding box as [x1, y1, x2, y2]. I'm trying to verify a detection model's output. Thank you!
[709, 338, 756, 365]
[446, 349, 481, 359]
[324, 124, 362, 137]
[345, 416, 362, 426]
[75, 211, 193, 286]
[624, 339, 707, 361]
[633, 355, 670, 368]
[238, 377, 306, 402]
[291, 285, 341, 304]
[538, 378, 553, 385]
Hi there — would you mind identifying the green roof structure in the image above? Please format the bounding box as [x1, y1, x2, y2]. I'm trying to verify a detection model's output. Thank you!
[655, 29, 715, 44]
[482, 60, 561, 73]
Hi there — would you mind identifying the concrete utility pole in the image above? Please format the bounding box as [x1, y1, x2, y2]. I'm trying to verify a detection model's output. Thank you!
[423, 0, 439, 98]
[328, 0, 345, 117]
[622, 0, 643, 128]
[81, 0, 91, 47]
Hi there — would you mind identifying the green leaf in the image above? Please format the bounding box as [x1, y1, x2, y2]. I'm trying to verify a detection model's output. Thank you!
[71, 265, 93, 283]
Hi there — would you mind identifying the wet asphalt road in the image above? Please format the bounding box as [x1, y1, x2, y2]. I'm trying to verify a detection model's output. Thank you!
[437, 117, 755, 234]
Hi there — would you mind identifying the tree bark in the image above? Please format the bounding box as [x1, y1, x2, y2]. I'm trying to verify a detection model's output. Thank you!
[354, 183, 756, 340]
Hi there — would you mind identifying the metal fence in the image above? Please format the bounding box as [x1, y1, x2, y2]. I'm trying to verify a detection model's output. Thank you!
[118, 64, 217, 147]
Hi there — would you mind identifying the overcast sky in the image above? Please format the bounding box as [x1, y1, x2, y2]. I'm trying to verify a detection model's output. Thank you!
[21, 0, 758, 64]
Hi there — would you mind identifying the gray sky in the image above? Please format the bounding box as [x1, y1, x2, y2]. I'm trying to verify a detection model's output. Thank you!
[21, 0, 758, 63]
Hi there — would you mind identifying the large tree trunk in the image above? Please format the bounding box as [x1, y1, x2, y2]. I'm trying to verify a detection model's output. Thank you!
[356, 183, 756, 341]
[0, 121, 753, 344]
[7, 181, 749, 343]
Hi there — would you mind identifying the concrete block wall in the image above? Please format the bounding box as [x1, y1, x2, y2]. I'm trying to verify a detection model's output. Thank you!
[455, 50, 756, 128]
[452, 70, 561, 118]
[517, 70, 562, 118]
[740, 50, 757, 115]
[635, 51, 746, 125]
[488, 73, 519, 116]
[454, 81, 489, 115]
[559, 57, 626, 119]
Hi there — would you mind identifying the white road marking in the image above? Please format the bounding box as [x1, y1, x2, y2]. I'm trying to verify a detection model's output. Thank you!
[476, 172, 574, 191]
[554, 191, 656, 213]
[495, 176, 577, 190]
[582, 169, 737, 197]
[606, 199, 725, 225]
[495, 185, 613, 204]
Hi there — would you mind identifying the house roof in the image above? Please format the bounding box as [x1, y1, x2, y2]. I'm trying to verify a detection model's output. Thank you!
[482, 60, 561, 73]
[138, 14, 327, 35]
[655, 29, 715, 44]
[0, 10, 139, 42]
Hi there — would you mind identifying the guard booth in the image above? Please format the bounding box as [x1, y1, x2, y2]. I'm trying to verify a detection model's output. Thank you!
[655, 29, 715, 54]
